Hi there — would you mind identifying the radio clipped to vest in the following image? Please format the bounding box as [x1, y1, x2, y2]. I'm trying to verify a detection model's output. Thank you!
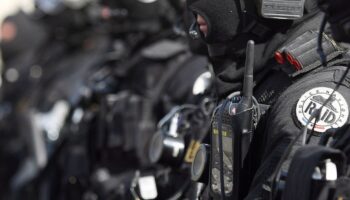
[210, 41, 258, 199]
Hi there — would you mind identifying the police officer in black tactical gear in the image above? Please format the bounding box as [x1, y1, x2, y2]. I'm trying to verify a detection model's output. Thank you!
[186, 0, 350, 199]
[271, 2, 350, 200]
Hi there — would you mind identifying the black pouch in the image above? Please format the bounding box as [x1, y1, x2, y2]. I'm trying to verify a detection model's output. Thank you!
[276, 30, 345, 78]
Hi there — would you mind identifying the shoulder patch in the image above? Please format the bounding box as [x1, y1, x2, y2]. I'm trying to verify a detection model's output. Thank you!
[296, 87, 349, 133]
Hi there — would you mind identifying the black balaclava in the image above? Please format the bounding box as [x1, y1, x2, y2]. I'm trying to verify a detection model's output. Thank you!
[187, 0, 296, 47]
[187, 0, 320, 98]
[184, 7, 209, 55]
[187, 0, 241, 44]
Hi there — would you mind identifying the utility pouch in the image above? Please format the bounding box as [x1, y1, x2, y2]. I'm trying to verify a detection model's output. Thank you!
[275, 30, 345, 78]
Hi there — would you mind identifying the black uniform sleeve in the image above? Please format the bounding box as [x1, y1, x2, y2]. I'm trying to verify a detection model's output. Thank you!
[245, 66, 350, 199]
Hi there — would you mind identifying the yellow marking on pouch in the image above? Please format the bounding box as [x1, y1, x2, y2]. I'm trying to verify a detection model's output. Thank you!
[213, 129, 228, 137]
[184, 140, 201, 163]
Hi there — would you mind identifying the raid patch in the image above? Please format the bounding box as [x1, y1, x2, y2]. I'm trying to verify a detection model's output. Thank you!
[296, 87, 349, 133]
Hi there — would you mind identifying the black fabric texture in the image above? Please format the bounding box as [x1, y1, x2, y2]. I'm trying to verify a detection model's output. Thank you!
[316, 177, 350, 200]
[304, 0, 320, 14]
[183, 7, 208, 55]
[318, 0, 350, 43]
[239, 109, 270, 199]
[187, 0, 321, 49]
[334, 177, 350, 199]
[253, 70, 293, 105]
[332, 124, 350, 165]
[282, 146, 347, 200]
[188, 0, 240, 43]
[213, 12, 325, 99]
[165, 55, 208, 104]
[187, 0, 297, 45]
[245, 66, 350, 200]
[188, 2, 324, 98]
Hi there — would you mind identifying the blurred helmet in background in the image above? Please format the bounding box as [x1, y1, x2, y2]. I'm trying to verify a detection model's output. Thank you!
[100, 0, 174, 20]
[36, 0, 92, 14]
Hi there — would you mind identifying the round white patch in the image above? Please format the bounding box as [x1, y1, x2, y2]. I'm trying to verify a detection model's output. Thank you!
[296, 87, 349, 133]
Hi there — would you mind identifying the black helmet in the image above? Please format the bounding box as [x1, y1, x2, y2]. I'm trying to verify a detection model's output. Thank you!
[36, 0, 91, 14]
[100, 0, 173, 20]
[100, 0, 178, 33]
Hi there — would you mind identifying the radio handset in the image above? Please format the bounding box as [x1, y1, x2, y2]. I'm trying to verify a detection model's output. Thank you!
[210, 40, 255, 199]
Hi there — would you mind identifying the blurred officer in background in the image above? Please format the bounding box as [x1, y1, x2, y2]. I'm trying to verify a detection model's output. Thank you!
[0, 11, 48, 200]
